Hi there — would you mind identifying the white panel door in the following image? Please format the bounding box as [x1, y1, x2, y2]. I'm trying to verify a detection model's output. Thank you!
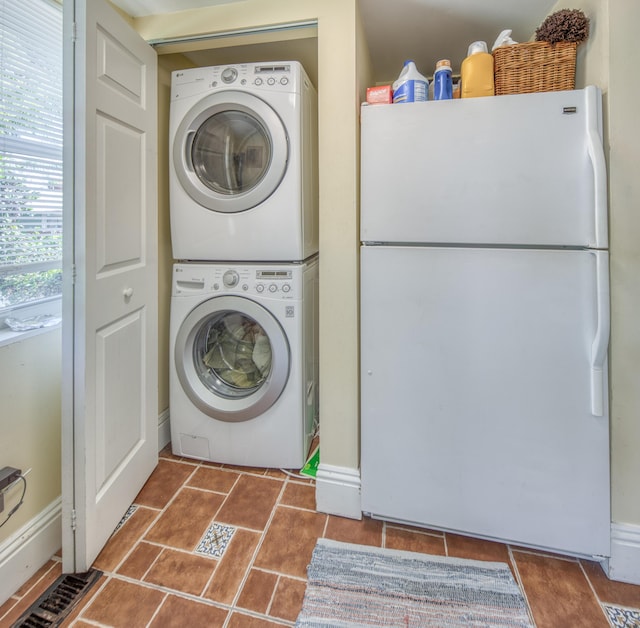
[62, 0, 157, 572]
[360, 245, 610, 557]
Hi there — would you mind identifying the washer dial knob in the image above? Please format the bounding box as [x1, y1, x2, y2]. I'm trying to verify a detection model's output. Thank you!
[221, 67, 238, 83]
[223, 270, 239, 288]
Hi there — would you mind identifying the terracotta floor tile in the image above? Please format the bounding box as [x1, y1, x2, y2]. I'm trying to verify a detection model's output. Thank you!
[158, 444, 188, 462]
[270, 576, 306, 622]
[116, 541, 162, 580]
[0, 562, 62, 626]
[92, 506, 158, 572]
[134, 459, 195, 509]
[10, 460, 640, 628]
[60, 574, 108, 626]
[385, 526, 447, 555]
[144, 548, 217, 596]
[513, 551, 610, 627]
[14, 559, 58, 596]
[227, 611, 289, 627]
[79, 578, 165, 628]
[446, 532, 512, 565]
[280, 481, 316, 511]
[144, 487, 224, 550]
[216, 475, 283, 530]
[254, 506, 327, 578]
[581, 559, 640, 609]
[0, 596, 18, 621]
[200, 459, 226, 469]
[237, 568, 279, 614]
[149, 594, 228, 627]
[188, 466, 240, 493]
[265, 469, 289, 479]
[324, 514, 383, 547]
[204, 528, 261, 605]
[222, 464, 268, 475]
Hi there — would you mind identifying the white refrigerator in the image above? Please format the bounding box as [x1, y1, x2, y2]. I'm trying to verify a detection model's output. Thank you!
[360, 87, 610, 558]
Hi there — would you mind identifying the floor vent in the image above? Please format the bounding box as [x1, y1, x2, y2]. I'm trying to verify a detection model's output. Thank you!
[12, 569, 102, 627]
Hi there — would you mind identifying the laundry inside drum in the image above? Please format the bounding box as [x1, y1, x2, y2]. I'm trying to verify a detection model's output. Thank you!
[195, 310, 272, 397]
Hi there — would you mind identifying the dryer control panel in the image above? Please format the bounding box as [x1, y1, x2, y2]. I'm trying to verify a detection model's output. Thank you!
[173, 264, 300, 299]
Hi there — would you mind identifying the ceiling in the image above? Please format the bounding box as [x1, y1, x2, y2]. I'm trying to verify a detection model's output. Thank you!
[112, 0, 559, 82]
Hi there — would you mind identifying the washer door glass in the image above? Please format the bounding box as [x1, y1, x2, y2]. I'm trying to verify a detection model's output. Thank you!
[173, 91, 288, 213]
[195, 311, 272, 398]
[175, 295, 290, 423]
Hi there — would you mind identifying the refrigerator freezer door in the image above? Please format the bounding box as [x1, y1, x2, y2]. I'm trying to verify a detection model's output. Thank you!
[360, 87, 607, 248]
[360, 245, 610, 557]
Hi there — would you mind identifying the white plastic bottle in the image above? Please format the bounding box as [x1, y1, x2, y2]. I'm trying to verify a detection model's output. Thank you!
[392, 60, 428, 103]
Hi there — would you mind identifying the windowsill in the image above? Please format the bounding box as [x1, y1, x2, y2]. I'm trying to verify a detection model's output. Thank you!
[0, 322, 61, 348]
[0, 297, 62, 348]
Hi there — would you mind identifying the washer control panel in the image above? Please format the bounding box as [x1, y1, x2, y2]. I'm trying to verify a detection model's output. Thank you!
[174, 264, 296, 299]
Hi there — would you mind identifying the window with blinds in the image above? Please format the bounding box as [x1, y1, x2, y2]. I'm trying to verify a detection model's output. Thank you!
[0, 0, 63, 314]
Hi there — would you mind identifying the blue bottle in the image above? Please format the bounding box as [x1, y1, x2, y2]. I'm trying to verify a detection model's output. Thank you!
[433, 59, 453, 100]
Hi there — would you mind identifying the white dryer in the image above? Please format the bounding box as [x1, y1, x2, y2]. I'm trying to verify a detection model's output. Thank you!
[169, 61, 318, 262]
[169, 257, 318, 468]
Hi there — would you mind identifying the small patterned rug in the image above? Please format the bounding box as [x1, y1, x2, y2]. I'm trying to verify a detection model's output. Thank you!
[296, 539, 534, 627]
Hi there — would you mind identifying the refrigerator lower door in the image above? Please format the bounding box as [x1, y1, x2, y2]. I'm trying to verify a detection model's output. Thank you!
[360, 245, 610, 557]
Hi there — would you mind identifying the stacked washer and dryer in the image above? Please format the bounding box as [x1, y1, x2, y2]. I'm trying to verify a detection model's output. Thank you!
[169, 62, 319, 468]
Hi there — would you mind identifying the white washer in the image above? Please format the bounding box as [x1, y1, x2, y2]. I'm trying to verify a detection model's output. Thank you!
[169, 257, 318, 468]
[170, 61, 318, 262]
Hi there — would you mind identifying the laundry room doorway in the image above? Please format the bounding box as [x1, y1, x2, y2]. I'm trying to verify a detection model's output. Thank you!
[62, 0, 159, 573]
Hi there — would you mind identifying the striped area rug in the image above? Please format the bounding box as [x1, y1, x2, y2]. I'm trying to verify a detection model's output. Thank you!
[296, 539, 534, 627]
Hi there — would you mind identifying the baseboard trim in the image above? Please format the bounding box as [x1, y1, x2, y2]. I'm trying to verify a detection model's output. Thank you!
[158, 408, 170, 452]
[0, 497, 62, 606]
[606, 521, 640, 584]
[315, 463, 361, 520]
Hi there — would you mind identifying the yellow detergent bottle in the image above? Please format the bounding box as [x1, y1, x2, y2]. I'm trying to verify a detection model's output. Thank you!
[461, 41, 495, 98]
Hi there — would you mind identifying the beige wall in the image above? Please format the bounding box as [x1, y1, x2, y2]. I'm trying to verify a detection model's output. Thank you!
[548, 0, 640, 527]
[137, 0, 362, 470]
[607, 0, 640, 525]
[0, 331, 61, 542]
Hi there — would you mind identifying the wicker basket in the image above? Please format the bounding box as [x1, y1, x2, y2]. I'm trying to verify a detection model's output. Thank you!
[493, 41, 577, 95]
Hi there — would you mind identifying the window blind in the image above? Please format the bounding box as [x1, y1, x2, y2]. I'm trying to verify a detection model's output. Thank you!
[0, 0, 63, 309]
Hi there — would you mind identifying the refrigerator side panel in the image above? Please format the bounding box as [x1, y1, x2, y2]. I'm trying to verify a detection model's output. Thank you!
[360, 245, 610, 557]
[360, 88, 604, 247]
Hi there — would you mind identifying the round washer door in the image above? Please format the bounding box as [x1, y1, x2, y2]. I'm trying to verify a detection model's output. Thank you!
[173, 91, 289, 213]
[174, 295, 290, 422]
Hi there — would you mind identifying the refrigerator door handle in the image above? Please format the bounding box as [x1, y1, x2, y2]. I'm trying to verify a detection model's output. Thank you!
[586, 86, 608, 249]
[590, 251, 610, 416]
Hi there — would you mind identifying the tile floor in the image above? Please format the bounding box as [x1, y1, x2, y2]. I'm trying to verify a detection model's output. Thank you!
[2, 445, 640, 627]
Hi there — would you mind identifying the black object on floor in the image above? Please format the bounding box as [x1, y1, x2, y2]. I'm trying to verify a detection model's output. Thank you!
[11, 569, 102, 627]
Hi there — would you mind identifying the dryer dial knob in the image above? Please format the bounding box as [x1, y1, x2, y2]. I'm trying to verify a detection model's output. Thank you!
[221, 67, 237, 83]
[223, 270, 239, 288]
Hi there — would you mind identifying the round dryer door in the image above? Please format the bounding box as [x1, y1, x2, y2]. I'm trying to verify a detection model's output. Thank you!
[174, 295, 290, 422]
[173, 91, 288, 213]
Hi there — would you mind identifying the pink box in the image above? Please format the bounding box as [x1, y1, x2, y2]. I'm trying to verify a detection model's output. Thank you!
[366, 85, 393, 105]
